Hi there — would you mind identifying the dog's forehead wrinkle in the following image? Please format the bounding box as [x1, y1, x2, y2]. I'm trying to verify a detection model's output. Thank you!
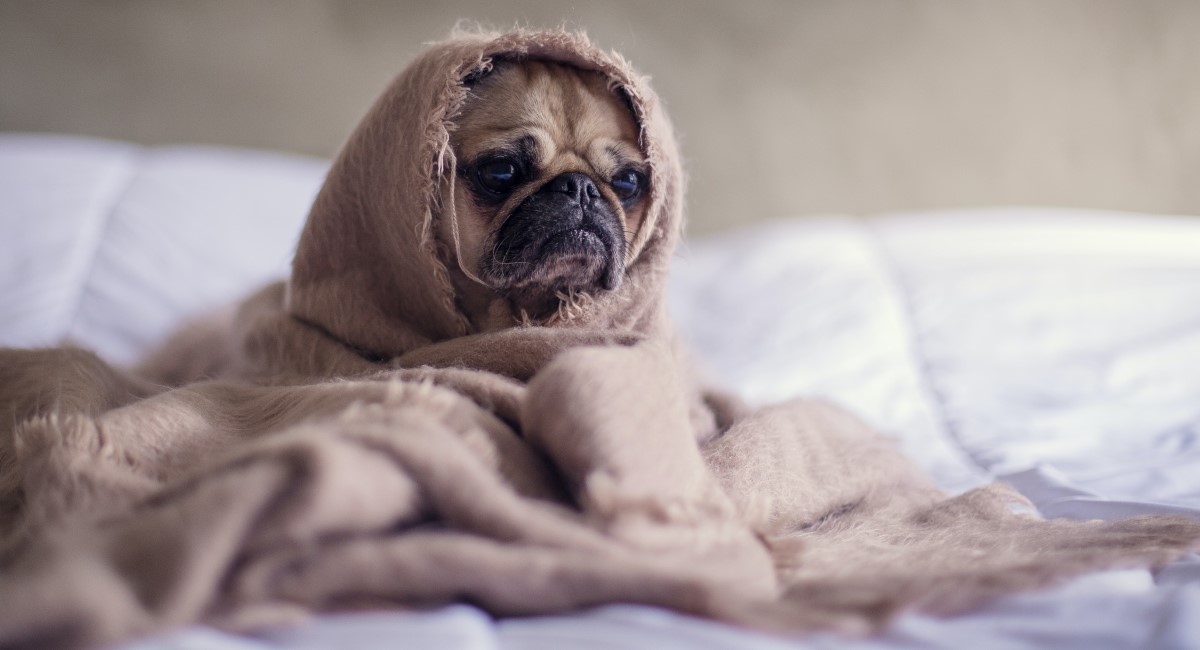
[464, 129, 543, 164]
[587, 140, 645, 176]
[602, 139, 645, 163]
[456, 59, 642, 179]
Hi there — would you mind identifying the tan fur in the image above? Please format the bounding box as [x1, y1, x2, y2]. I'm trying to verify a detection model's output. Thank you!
[1, 28, 1198, 650]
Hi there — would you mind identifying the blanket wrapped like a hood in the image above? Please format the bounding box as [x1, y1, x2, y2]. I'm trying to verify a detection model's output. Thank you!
[2, 29, 1199, 650]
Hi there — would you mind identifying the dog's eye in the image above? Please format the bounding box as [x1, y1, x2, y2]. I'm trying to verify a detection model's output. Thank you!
[610, 170, 644, 202]
[477, 160, 520, 195]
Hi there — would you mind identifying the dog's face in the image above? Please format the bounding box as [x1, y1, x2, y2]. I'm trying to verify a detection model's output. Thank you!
[449, 60, 648, 316]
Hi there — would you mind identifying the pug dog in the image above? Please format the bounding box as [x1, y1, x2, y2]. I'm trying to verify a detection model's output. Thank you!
[444, 59, 650, 326]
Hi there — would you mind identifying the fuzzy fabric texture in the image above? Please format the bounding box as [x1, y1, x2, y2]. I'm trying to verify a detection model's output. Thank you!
[2, 29, 1200, 650]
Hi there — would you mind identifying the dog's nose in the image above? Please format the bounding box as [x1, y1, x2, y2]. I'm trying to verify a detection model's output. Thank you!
[543, 172, 600, 206]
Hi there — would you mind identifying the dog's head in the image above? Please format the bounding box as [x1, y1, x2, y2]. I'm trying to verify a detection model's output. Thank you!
[290, 30, 684, 358]
[447, 60, 649, 318]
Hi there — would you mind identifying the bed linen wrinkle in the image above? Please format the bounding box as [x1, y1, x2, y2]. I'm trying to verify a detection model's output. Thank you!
[857, 216, 991, 481]
[61, 147, 146, 350]
[0, 135, 139, 347]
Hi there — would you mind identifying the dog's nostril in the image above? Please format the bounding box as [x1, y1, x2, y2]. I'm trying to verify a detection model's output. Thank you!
[548, 177, 572, 194]
[544, 172, 598, 204]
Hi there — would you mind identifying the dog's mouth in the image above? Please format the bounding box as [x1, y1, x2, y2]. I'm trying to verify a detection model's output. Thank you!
[540, 227, 606, 259]
[480, 180, 627, 296]
[522, 226, 610, 287]
[492, 224, 616, 292]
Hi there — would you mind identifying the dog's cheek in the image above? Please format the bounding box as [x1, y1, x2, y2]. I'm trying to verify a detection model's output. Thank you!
[601, 259, 624, 291]
[479, 206, 541, 285]
[622, 202, 649, 244]
[597, 209, 627, 291]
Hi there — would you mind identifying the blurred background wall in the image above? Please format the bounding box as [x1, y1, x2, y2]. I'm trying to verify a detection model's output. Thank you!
[2, 0, 1197, 233]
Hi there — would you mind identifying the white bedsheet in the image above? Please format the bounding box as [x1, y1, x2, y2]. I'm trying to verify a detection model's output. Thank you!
[3, 134, 1199, 649]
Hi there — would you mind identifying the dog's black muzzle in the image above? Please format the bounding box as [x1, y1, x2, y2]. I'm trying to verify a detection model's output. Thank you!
[485, 172, 626, 292]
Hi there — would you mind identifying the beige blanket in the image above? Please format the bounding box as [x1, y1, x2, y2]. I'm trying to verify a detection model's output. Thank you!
[2, 29, 1198, 650]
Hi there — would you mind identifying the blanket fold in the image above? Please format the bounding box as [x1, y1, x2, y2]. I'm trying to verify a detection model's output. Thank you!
[2, 27, 1199, 650]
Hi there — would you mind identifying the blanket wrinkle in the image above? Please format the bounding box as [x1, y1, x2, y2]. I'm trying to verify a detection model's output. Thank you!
[2, 27, 1200, 650]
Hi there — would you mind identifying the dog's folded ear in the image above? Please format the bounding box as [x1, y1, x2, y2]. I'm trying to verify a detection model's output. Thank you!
[285, 29, 686, 360]
[461, 59, 495, 86]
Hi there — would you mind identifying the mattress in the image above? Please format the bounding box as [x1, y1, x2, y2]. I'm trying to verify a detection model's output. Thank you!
[2, 133, 1198, 649]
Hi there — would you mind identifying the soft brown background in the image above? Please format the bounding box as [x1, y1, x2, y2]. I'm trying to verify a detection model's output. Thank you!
[2, 0, 1198, 233]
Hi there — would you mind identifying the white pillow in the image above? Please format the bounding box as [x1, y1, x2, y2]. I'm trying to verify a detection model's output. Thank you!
[0, 134, 328, 364]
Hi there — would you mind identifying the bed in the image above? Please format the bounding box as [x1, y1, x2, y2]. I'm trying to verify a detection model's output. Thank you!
[2, 133, 1198, 649]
